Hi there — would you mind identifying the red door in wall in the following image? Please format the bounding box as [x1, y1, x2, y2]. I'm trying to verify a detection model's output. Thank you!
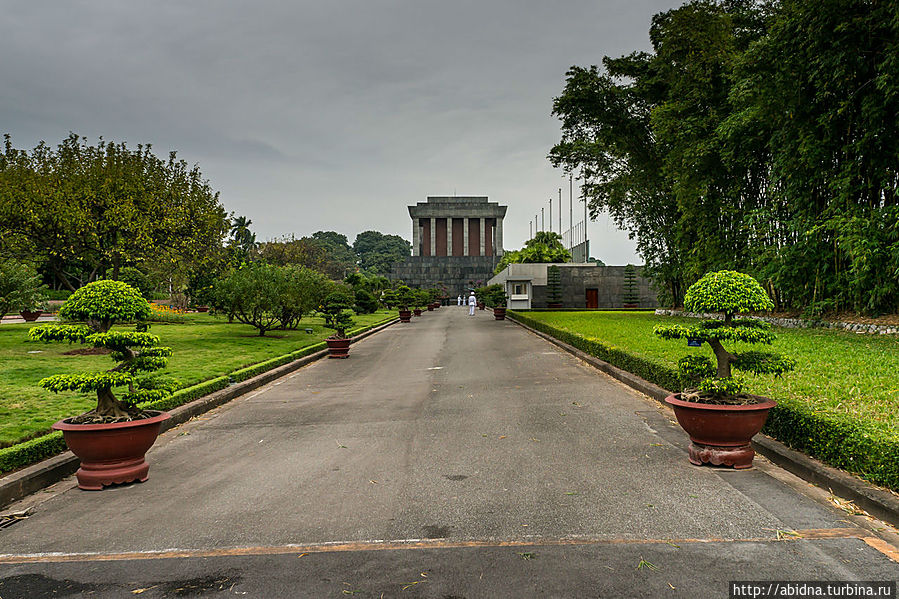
[585, 288, 599, 309]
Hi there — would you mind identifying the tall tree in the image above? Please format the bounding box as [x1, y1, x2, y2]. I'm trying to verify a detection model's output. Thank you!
[352, 231, 411, 276]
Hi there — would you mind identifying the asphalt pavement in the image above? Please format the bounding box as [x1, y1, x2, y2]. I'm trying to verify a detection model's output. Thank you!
[0, 306, 896, 598]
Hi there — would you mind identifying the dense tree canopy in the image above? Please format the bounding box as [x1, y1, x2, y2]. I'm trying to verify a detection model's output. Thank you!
[551, 0, 899, 314]
[0, 134, 229, 291]
[494, 232, 572, 274]
[352, 231, 411, 276]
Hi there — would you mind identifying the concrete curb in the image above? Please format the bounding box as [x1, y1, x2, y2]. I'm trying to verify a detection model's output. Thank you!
[0, 318, 399, 509]
[509, 315, 899, 529]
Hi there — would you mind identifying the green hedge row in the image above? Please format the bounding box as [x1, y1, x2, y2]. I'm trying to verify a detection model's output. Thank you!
[509, 311, 899, 491]
[0, 431, 67, 475]
[0, 316, 396, 477]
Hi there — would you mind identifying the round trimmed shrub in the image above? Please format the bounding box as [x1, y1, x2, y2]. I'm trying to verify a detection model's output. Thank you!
[59, 280, 151, 332]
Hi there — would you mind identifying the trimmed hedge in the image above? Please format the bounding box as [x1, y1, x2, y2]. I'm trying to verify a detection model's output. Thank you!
[0, 314, 396, 477]
[509, 311, 899, 491]
[0, 431, 67, 475]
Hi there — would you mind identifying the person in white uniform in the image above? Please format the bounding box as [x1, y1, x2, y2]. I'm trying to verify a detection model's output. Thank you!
[468, 291, 477, 316]
[457, 295, 462, 306]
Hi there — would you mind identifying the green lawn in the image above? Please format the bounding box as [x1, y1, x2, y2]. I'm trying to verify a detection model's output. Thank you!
[0, 310, 394, 447]
[521, 311, 899, 435]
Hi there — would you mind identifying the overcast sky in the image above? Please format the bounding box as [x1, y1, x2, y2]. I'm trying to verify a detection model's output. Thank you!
[2, 1, 682, 265]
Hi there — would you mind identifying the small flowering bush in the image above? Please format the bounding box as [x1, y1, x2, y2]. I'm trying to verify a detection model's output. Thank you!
[654, 271, 795, 403]
[148, 303, 188, 323]
[30, 281, 175, 422]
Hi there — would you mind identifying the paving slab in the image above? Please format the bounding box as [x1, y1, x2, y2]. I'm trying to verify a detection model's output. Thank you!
[0, 307, 895, 597]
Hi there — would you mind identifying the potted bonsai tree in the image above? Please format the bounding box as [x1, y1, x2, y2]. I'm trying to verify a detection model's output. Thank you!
[413, 289, 430, 317]
[653, 270, 795, 469]
[320, 290, 355, 358]
[29, 280, 175, 489]
[395, 285, 415, 323]
[622, 264, 639, 309]
[0, 259, 48, 322]
[425, 288, 439, 311]
[481, 284, 509, 320]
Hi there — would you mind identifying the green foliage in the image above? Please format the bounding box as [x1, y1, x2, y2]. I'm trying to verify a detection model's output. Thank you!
[0, 431, 67, 476]
[213, 263, 326, 336]
[58, 280, 151, 332]
[677, 355, 714, 383]
[28, 324, 93, 344]
[394, 285, 415, 310]
[39, 372, 133, 393]
[494, 232, 572, 274]
[548, 0, 899, 314]
[0, 133, 229, 293]
[353, 289, 379, 314]
[380, 289, 397, 309]
[320, 291, 355, 339]
[696, 376, 744, 397]
[0, 260, 48, 314]
[654, 271, 790, 395]
[352, 230, 411, 276]
[481, 284, 508, 308]
[546, 266, 563, 305]
[684, 271, 774, 317]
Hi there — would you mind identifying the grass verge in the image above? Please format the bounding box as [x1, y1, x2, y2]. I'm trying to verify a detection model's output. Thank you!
[509, 310, 899, 491]
[0, 311, 395, 452]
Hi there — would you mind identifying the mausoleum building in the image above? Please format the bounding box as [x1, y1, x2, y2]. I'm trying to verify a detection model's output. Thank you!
[391, 196, 507, 296]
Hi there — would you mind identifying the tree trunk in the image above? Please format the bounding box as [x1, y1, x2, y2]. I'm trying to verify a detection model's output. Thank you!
[708, 338, 736, 378]
[95, 388, 132, 418]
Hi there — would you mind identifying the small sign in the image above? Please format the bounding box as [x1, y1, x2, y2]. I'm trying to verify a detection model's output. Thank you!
[305, 328, 314, 334]
[687, 338, 702, 347]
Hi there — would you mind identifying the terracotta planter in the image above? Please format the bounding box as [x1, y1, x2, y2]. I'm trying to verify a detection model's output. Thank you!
[398, 309, 412, 323]
[427, 305, 434, 311]
[19, 310, 42, 322]
[478, 302, 485, 310]
[547, 303, 563, 309]
[52, 411, 170, 490]
[433, 302, 441, 309]
[413, 308, 422, 317]
[326, 337, 351, 359]
[493, 307, 507, 320]
[195, 306, 209, 313]
[665, 393, 776, 469]
[622, 303, 639, 309]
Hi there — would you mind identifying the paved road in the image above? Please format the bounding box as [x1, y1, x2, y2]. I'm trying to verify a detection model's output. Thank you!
[1, 307, 896, 598]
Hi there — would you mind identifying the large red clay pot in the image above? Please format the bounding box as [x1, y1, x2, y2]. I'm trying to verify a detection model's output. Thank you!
[665, 394, 776, 469]
[398, 310, 412, 323]
[478, 302, 485, 310]
[52, 411, 170, 490]
[413, 308, 422, 317]
[326, 337, 351, 359]
[195, 306, 209, 313]
[493, 307, 507, 320]
[426, 304, 434, 311]
[19, 310, 42, 322]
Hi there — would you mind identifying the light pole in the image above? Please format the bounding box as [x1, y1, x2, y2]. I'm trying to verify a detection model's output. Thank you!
[569, 174, 573, 252]
[548, 198, 552, 234]
[541, 207, 544, 232]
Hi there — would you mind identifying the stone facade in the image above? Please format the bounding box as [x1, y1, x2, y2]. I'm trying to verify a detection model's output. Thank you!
[391, 196, 507, 296]
[489, 263, 658, 310]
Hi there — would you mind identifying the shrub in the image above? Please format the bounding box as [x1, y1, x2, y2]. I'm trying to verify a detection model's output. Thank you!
[0, 260, 48, 315]
[394, 285, 415, 310]
[58, 280, 151, 332]
[320, 290, 355, 339]
[353, 288, 378, 314]
[622, 264, 639, 306]
[481, 284, 508, 308]
[653, 271, 794, 402]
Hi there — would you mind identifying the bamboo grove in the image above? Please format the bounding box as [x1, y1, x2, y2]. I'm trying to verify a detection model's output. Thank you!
[550, 0, 899, 314]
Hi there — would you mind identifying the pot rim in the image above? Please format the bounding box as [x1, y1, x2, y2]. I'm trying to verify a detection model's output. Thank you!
[665, 393, 776, 411]
[52, 410, 170, 432]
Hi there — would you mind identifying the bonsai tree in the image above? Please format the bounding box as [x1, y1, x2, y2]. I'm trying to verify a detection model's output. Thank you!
[0, 260, 48, 316]
[29, 280, 174, 421]
[413, 289, 430, 310]
[653, 271, 795, 402]
[546, 265, 563, 307]
[394, 285, 415, 311]
[481, 284, 508, 308]
[320, 290, 355, 339]
[380, 289, 397, 309]
[622, 264, 640, 307]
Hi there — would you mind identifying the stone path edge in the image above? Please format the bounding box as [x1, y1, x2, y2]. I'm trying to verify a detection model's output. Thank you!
[506, 313, 899, 529]
[0, 318, 399, 510]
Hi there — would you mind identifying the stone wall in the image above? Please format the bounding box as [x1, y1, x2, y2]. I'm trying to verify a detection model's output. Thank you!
[390, 256, 501, 298]
[552, 265, 658, 309]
